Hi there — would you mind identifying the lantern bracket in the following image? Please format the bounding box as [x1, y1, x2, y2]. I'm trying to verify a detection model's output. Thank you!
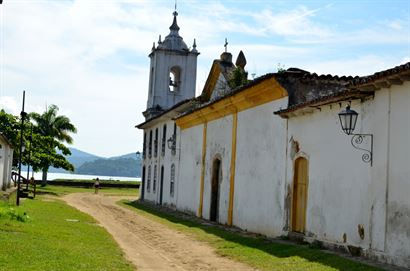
[350, 134, 373, 166]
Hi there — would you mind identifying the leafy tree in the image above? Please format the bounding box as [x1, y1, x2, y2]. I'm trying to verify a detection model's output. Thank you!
[0, 107, 76, 186]
[0, 109, 19, 148]
[29, 105, 77, 185]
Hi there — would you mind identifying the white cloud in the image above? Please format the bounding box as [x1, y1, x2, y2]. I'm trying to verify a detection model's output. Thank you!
[1, 0, 408, 157]
[254, 6, 332, 39]
[0, 96, 19, 115]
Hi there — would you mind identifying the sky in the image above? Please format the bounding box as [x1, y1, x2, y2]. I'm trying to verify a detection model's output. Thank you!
[0, 0, 409, 157]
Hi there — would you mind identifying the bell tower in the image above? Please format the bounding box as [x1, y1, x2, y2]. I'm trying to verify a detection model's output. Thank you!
[143, 10, 199, 119]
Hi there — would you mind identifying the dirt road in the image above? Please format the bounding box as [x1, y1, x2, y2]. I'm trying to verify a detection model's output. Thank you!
[63, 193, 253, 271]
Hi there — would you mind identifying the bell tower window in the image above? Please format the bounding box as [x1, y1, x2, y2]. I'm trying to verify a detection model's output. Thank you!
[169, 66, 181, 92]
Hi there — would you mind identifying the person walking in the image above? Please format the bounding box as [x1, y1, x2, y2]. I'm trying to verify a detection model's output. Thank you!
[94, 178, 100, 194]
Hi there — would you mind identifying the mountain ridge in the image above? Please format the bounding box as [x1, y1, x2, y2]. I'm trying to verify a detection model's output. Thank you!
[48, 148, 141, 177]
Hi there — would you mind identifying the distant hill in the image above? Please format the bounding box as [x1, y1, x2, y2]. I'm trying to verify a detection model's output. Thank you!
[47, 148, 142, 177]
[109, 152, 139, 160]
[48, 148, 102, 173]
[76, 157, 141, 177]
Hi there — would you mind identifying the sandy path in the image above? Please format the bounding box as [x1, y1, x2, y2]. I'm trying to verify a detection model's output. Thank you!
[63, 193, 254, 271]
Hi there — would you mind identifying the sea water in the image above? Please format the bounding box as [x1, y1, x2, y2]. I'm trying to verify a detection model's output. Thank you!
[21, 171, 141, 182]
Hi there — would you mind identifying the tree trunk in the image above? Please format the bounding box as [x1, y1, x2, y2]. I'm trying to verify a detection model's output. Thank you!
[41, 169, 48, 187]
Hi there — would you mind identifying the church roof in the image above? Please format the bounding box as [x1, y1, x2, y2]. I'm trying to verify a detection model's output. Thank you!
[274, 62, 410, 117]
[156, 11, 189, 52]
[136, 99, 198, 129]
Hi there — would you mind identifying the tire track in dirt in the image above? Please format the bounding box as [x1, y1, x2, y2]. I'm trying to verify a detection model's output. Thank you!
[63, 193, 254, 271]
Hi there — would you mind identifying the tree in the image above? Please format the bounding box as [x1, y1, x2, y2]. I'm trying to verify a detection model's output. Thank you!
[0, 109, 76, 185]
[29, 105, 77, 185]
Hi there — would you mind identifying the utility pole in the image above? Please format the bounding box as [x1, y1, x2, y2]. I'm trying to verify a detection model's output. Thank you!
[17, 91, 27, 206]
[26, 123, 33, 191]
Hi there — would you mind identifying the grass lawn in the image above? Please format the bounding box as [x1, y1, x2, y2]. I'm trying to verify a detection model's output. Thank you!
[0, 188, 136, 271]
[37, 185, 139, 197]
[121, 201, 383, 271]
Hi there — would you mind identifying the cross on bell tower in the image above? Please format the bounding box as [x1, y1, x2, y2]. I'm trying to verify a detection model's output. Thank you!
[143, 9, 200, 120]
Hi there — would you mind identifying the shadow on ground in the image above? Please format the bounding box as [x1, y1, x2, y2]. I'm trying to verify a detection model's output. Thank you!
[123, 200, 383, 271]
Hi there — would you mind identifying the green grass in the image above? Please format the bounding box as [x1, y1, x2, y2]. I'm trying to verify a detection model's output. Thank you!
[121, 201, 383, 271]
[0, 194, 135, 271]
[37, 185, 139, 197]
[52, 179, 140, 185]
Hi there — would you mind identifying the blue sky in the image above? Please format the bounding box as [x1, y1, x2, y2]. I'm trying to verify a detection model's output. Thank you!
[0, 0, 409, 157]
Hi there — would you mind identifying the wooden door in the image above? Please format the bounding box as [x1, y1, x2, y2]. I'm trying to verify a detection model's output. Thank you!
[210, 159, 221, 222]
[292, 157, 308, 233]
[159, 166, 164, 205]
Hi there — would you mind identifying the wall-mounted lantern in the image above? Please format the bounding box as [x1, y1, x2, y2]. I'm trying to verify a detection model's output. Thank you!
[338, 105, 373, 166]
[167, 134, 176, 155]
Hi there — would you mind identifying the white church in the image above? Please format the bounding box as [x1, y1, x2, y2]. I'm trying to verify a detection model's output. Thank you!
[136, 11, 410, 268]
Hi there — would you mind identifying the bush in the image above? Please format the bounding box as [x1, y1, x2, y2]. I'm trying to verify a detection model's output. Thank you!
[0, 205, 29, 222]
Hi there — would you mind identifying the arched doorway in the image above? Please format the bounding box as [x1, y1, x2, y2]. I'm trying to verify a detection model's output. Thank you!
[210, 158, 221, 222]
[292, 157, 309, 233]
[141, 166, 146, 200]
[159, 166, 164, 205]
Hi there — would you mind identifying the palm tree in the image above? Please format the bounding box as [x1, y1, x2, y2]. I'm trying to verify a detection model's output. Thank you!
[30, 105, 77, 185]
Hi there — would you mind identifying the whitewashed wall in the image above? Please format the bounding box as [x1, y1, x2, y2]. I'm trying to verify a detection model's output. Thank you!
[234, 99, 288, 236]
[202, 115, 233, 224]
[0, 138, 5, 190]
[0, 138, 13, 191]
[147, 51, 197, 110]
[384, 83, 410, 267]
[285, 82, 410, 268]
[168, 81, 409, 268]
[176, 124, 203, 215]
[286, 99, 372, 248]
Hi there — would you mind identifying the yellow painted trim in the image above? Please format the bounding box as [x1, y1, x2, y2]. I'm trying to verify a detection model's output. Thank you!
[176, 77, 288, 130]
[227, 112, 238, 226]
[197, 122, 207, 218]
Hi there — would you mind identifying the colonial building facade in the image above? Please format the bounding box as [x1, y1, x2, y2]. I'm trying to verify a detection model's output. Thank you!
[0, 133, 14, 191]
[137, 12, 410, 268]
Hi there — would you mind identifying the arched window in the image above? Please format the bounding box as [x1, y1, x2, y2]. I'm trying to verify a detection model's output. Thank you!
[169, 66, 181, 92]
[154, 128, 158, 157]
[143, 132, 146, 159]
[170, 164, 175, 197]
[172, 123, 177, 156]
[162, 124, 167, 156]
[153, 165, 157, 193]
[148, 166, 151, 192]
[149, 130, 152, 158]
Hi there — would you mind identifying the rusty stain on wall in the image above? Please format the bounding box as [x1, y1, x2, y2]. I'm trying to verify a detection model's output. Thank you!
[388, 201, 410, 238]
[283, 183, 292, 231]
[358, 224, 365, 240]
[289, 136, 300, 160]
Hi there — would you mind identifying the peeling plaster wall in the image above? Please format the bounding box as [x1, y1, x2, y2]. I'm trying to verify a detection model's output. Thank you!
[385, 83, 410, 267]
[0, 138, 13, 191]
[167, 80, 409, 268]
[202, 115, 233, 224]
[176, 124, 203, 215]
[210, 74, 230, 101]
[285, 82, 410, 268]
[0, 138, 5, 190]
[233, 99, 288, 236]
[286, 99, 373, 248]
